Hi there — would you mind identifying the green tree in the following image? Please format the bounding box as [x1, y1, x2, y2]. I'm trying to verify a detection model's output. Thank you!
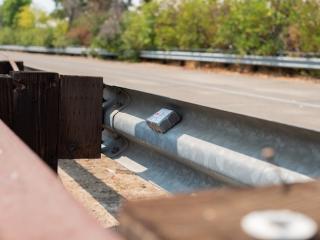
[0, 0, 31, 26]
[15, 5, 35, 29]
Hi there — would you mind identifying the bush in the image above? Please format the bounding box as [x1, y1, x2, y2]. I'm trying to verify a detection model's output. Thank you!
[175, 0, 217, 50]
[153, 1, 178, 50]
[51, 20, 69, 48]
[289, 0, 320, 53]
[215, 0, 282, 55]
[1, 0, 320, 59]
[120, 1, 159, 57]
[0, 27, 16, 44]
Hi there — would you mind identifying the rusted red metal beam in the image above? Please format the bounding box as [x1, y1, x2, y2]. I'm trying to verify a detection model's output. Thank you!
[0, 120, 121, 240]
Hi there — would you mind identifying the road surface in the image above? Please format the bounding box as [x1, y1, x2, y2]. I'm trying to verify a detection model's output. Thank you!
[2, 51, 320, 132]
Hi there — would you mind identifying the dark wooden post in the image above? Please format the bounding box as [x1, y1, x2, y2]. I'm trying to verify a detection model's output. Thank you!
[0, 75, 13, 128]
[11, 71, 60, 171]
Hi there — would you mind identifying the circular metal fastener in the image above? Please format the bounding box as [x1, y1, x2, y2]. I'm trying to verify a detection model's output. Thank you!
[241, 209, 318, 240]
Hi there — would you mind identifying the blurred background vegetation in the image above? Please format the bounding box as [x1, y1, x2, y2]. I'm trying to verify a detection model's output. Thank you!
[0, 0, 320, 58]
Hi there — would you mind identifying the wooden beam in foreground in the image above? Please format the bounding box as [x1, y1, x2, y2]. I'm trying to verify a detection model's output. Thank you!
[119, 182, 320, 240]
[0, 120, 121, 240]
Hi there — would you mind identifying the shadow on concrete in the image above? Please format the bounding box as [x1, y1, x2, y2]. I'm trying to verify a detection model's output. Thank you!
[59, 160, 124, 219]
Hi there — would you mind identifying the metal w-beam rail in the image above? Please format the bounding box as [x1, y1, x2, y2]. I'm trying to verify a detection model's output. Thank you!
[141, 50, 320, 70]
[0, 45, 116, 58]
[1, 45, 320, 70]
[103, 86, 319, 187]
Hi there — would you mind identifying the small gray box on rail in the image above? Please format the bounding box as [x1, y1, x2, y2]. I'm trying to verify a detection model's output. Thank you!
[146, 108, 181, 133]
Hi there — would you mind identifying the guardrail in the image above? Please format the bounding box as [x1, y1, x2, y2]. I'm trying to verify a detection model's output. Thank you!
[141, 50, 320, 70]
[103, 85, 319, 187]
[1, 45, 320, 70]
[0, 45, 116, 58]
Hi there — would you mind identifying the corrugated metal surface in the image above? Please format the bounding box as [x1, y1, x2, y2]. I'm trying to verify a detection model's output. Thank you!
[58, 75, 103, 159]
[11, 71, 60, 171]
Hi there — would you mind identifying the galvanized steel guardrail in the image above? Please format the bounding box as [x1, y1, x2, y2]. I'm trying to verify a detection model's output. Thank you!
[103, 85, 319, 187]
[0, 45, 116, 57]
[140, 50, 320, 70]
[1, 45, 320, 70]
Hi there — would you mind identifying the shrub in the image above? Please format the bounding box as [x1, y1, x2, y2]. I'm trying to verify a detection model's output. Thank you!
[153, 1, 179, 50]
[289, 0, 320, 53]
[175, 0, 217, 50]
[120, 1, 159, 57]
[215, 0, 282, 55]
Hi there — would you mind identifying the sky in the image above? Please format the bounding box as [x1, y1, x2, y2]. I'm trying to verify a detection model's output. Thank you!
[32, 0, 56, 13]
[0, 0, 141, 13]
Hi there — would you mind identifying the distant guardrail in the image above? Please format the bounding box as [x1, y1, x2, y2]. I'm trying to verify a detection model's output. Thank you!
[140, 50, 320, 70]
[1, 45, 320, 70]
[0, 45, 116, 58]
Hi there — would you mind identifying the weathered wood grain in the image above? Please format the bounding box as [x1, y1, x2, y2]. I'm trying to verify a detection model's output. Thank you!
[0, 75, 13, 128]
[119, 182, 320, 240]
[58, 75, 103, 159]
[11, 71, 60, 171]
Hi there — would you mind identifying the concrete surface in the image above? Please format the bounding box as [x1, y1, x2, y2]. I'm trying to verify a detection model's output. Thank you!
[58, 156, 167, 228]
[1, 51, 320, 132]
[58, 150, 222, 228]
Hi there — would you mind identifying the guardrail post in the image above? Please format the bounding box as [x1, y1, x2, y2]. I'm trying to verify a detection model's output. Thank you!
[12, 71, 60, 171]
[58, 75, 103, 159]
[1, 70, 103, 172]
[0, 61, 24, 74]
[0, 75, 13, 128]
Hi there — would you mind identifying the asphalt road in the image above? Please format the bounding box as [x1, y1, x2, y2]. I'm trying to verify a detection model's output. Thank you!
[2, 51, 320, 132]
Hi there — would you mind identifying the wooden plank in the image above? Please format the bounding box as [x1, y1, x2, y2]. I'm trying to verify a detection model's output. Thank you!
[58, 75, 103, 159]
[119, 182, 320, 240]
[0, 121, 121, 240]
[0, 75, 13, 127]
[0, 61, 24, 74]
[11, 71, 60, 171]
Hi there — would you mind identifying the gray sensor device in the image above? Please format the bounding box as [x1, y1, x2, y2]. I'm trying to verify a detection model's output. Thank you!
[146, 108, 181, 133]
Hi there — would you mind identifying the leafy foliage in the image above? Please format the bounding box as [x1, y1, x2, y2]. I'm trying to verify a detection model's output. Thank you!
[0, 3, 69, 47]
[120, 1, 159, 57]
[0, 0, 320, 57]
[15, 5, 35, 28]
[175, 0, 217, 50]
[215, 0, 282, 55]
[0, 0, 31, 26]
